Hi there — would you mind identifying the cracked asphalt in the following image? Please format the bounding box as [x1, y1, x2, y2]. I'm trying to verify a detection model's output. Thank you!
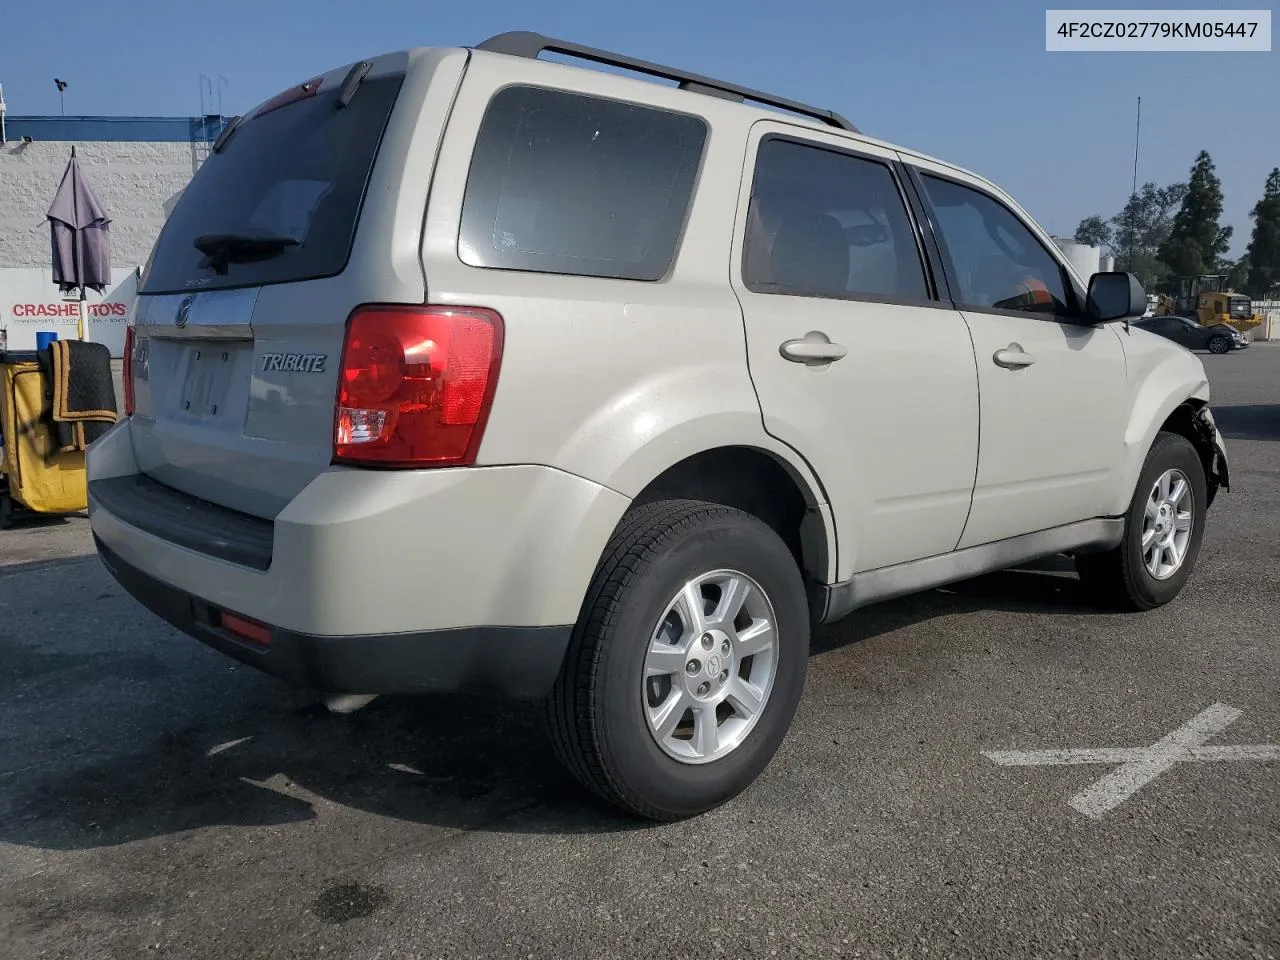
[2, 347, 1277, 959]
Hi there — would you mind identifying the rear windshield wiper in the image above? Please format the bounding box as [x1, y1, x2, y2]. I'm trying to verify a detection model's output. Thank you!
[194, 233, 299, 274]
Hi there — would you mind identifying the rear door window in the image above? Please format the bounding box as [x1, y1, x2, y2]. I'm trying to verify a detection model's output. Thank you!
[742, 136, 930, 303]
[140, 73, 405, 295]
[458, 86, 708, 281]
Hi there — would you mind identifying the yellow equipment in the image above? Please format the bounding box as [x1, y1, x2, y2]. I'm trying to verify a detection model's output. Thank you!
[1173, 275, 1263, 332]
[0, 352, 89, 527]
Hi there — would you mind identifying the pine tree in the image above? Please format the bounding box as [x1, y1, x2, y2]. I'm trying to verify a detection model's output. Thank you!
[1244, 168, 1280, 297]
[1074, 215, 1112, 248]
[1157, 152, 1231, 281]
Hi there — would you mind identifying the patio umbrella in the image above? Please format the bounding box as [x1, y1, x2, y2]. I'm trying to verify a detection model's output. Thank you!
[46, 147, 112, 340]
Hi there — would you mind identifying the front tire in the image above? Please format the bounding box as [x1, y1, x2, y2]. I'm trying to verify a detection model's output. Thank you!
[546, 499, 810, 821]
[1076, 431, 1207, 611]
[1208, 335, 1231, 354]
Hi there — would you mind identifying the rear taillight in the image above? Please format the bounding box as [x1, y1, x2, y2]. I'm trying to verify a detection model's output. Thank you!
[333, 305, 504, 467]
[122, 325, 136, 416]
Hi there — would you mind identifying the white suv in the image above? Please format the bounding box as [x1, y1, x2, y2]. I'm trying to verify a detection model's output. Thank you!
[89, 32, 1230, 821]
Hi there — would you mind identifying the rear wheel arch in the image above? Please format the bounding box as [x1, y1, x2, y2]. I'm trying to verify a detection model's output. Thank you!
[628, 446, 834, 587]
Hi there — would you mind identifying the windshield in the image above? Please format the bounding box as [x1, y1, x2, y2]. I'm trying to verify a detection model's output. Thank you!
[140, 72, 405, 295]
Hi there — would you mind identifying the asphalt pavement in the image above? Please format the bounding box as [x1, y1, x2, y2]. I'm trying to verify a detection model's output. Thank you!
[2, 347, 1277, 960]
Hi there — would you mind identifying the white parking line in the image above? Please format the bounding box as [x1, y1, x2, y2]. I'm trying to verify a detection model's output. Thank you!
[387, 762, 425, 776]
[983, 703, 1280, 819]
[206, 736, 253, 756]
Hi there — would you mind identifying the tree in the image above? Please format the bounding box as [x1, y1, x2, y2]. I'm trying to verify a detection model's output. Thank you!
[1083, 182, 1186, 288]
[1157, 151, 1231, 284]
[1244, 167, 1280, 298]
[1220, 256, 1251, 292]
[1074, 215, 1112, 248]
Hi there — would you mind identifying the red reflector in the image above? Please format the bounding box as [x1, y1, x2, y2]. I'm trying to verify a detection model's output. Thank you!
[219, 611, 272, 646]
[333, 305, 504, 467]
[122, 325, 136, 417]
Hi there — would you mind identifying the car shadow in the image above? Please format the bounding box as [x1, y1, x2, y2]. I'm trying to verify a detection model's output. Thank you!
[0, 554, 1106, 850]
[1211, 402, 1280, 442]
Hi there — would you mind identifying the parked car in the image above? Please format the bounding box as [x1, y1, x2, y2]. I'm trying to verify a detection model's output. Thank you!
[1133, 315, 1247, 353]
[89, 32, 1231, 821]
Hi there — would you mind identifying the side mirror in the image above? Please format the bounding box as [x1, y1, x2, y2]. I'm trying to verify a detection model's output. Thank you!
[1086, 271, 1147, 322]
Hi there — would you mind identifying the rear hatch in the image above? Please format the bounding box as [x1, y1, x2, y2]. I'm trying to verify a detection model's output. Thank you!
[128, 57, 412, 519]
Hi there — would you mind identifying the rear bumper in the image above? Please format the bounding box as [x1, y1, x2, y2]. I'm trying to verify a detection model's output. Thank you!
[96, 537, 571, 697]
[86, 419, 631, 697]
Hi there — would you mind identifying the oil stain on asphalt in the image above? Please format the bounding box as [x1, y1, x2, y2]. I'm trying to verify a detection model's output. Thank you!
[310, 882, 392, 924]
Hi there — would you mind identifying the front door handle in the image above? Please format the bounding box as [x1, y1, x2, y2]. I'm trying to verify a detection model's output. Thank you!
[780, 331, 848, 365]
[993, 343, 1035, 369]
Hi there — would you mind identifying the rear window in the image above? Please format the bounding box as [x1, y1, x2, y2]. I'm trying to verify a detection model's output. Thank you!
[458, 85, 708, 281]
[139, 73, 405, 295]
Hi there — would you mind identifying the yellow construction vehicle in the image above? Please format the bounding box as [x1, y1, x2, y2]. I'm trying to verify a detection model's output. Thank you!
[1172, 275, 1263, 332]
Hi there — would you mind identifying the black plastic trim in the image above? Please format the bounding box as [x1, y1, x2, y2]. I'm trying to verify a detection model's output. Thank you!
[896, 161, 955, 305]
[811, 518, 1126, 624]
[337, 60, 373, 108]
[475, 31, 858, 132]
[89, 475, 274, 571]
[95, 538, 572, 699]
[210, 115, 242, 153]
[1192, 404, 1230, 503]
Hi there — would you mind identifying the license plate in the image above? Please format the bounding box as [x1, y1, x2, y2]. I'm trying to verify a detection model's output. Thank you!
[177, 344, 239, 423]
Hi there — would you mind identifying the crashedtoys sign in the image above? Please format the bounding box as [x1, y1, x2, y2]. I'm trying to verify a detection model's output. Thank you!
[0, 267, 134, 357]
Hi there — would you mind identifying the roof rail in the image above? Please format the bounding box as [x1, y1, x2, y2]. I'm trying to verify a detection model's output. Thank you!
[474, 31, 858, 133]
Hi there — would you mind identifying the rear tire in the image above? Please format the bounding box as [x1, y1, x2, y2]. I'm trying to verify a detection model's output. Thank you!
[1076, 431, 1207, 611]
[1208, 335, 1231, 354]
[546, 499, 810, 821]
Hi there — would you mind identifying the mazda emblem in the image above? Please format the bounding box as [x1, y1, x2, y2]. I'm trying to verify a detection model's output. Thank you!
[175, 295, 194, 328]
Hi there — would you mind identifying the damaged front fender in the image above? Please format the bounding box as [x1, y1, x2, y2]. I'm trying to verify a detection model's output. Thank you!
[1192, 405, 1230, 506]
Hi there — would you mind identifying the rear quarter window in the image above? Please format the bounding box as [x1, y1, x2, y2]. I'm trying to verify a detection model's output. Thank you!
[458, 85, 708, 281]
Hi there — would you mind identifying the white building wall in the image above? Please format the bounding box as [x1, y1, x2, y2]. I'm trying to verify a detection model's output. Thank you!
[0, 138, 203, 270]
[1050, 237, 1102, 283]
[0, 138, 205, 356]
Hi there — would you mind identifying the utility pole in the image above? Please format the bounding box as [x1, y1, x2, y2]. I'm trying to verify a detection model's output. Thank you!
[1127, 96, 1141, 276]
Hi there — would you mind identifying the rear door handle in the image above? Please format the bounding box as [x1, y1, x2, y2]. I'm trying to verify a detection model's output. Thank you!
[780, 331, 848, 365]
[993, 343, 1035, 369]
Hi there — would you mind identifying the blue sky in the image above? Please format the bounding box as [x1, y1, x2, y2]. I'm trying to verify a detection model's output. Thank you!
[2, 0, 1276, 255]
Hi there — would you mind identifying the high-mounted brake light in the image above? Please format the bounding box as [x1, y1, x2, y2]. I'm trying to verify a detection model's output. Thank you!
[333, 305, 504, 467]
[251, 75, 325, 120]
[122, 325, 136, 417]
